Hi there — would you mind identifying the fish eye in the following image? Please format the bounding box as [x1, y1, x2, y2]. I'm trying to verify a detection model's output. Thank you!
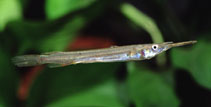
[152, 45, 158, 51]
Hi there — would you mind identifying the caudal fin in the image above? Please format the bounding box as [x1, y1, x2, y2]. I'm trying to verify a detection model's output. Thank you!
[12, 55, 43, 67]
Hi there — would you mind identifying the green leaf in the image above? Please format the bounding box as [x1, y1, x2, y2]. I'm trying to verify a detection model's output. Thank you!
[171, 39, 211, 89]
[46, 0, 96, 20]
[127, 62, 179, 107]
[26, 63, 123, 106]
[0, 0, 22, 31]
[0, 48, 19, 106]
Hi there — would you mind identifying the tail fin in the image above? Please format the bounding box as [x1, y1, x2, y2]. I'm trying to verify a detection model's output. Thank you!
[12, 55, 44, 67]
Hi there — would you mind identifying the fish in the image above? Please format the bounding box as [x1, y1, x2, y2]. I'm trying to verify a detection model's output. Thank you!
[12, 40, 197, 68]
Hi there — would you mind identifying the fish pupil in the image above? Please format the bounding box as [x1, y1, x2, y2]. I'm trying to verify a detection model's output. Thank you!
[153, 45, 157, 50]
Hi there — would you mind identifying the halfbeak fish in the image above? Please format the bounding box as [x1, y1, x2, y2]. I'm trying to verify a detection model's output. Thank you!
[12, 40, 197, 68]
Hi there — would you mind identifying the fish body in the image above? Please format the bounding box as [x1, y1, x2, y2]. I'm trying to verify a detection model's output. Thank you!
[12, 41, 197, 68]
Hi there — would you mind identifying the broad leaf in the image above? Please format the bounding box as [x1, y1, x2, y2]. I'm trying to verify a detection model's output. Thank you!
[127, 62, 179, 107]
[171, 39, 211, 89]
[46, 0, 96, 19]
[0, 0, 22, 31]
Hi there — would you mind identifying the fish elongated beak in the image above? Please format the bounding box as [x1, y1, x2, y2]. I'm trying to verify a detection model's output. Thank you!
[162, 40, 197, 51]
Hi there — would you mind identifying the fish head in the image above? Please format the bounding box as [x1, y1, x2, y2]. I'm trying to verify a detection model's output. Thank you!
[141, 41, 197, 59]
